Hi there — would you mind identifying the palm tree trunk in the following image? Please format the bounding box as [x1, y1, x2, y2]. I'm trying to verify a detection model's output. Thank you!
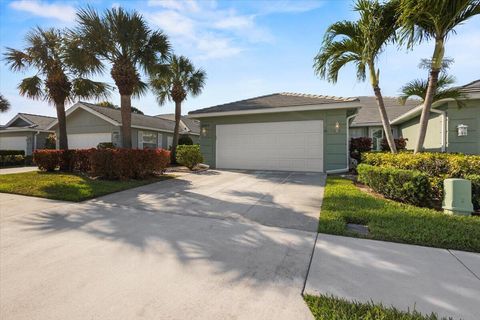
[55, 100, 68, 150]
[372, 86, 397, 153]
[171, 100, 181, 164]
[414, 69, 440, 154]
[120, 94, 132, 149]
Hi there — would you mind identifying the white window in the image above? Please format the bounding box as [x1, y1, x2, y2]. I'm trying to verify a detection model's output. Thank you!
[167, 136, 173, 149]
[369, 128, 383, 151]
[138, 131, 157, 149]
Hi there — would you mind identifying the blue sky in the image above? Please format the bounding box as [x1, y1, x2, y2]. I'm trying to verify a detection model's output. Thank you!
[1, 0, 479, 123]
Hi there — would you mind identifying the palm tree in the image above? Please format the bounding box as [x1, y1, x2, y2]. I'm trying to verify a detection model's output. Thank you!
[149, 55, 206, 163]
[397, 0, 480, 153]
[72, 7, 170, 148]
[0, 94, 10, 112]
[399, 74, 466, 106]
[3, 27, 110, 150]
[314, 0, 399, 153]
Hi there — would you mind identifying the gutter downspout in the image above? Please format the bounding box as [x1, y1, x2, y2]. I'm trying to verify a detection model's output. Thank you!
[33, 131, 40, 155]
[430, 109, 447, 152]
[326, 112, 358, 174]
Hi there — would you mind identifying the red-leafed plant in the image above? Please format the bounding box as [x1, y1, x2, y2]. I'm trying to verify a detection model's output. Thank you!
[34, 150, 62, 172]
[350, 137, 372, 161]
[381, 137, 408, 152]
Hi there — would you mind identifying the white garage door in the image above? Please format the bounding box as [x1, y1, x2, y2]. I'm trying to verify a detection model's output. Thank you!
[0, 136, 27, 153]
[216, 120, 324, 172]
[68, 133, 112, 149]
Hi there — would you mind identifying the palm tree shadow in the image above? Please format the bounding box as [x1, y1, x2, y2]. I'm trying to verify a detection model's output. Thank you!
[20, 172, 320, 286]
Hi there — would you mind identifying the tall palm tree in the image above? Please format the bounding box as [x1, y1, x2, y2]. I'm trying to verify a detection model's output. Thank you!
[149, 55, 206, 163]
[314, 0, 399, 153]
[3, 27, 110, 150]
[397, 0, 480, 153]
[72, 7, 170, 148]
[399, 74, 466, 106]
[0, 94, 10, 113]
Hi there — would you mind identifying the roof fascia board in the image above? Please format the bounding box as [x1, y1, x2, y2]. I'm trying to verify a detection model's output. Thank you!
[0, 128, 54, 133]
[189, 102, 361, 118]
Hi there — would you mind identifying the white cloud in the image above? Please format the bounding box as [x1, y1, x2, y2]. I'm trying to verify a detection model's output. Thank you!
[9, 0, 76, 22]
[148, 10, 195, 36]
[147, 0, 200, 12]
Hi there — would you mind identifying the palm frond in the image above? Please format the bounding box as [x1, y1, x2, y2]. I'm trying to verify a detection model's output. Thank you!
[18, 76, 44, 100]
[0, 94, 10, 112]
[132, 80, 148, 98]
[71, 78, 112, 101]
[3, 48, 30, 71]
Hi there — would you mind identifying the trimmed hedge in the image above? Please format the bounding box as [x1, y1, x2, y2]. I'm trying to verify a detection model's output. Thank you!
[357, 164, 432, 206]
[0, 150, 25, 156]
[33, 148, 170, 179]
[176, 145, 203, 170]
[0, 154, 25, 167]
[361, 152, 480, 210]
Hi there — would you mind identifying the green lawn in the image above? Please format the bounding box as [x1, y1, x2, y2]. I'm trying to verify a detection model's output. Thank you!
[304, 295, 448, 320]
[319, 176, 480, 252]
[0, 171, 174, 202]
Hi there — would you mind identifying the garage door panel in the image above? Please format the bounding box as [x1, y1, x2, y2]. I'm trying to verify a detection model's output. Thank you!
[68, 133, 112, 149]
[216, 120, 324, 172]
[0, 136, 27, 153]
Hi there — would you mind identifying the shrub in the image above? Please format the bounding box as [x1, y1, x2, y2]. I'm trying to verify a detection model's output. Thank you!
[357, 164, 432, 206]
[465, 174, 480, 211]
[0, 150, 25, 156]
[44, 134, 56, 149]
[0, 154, 25, 167]
[176, 145, 203, 170]
[178, 134, 194, 145]
[350, 137, 372, 161]
[34, 150, 61, 171]
[90, 148, 170, 179]
[380, 137, 408, 152]
[97, 142, 115, 149]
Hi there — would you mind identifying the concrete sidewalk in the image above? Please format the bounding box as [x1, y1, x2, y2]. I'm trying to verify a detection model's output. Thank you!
[304, 234, 480, 320]
[0, 166, 38, 175]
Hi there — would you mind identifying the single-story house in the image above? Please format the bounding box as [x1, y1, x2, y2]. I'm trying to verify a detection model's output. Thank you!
[46, 101, 185, 149]
[391, 80, 479, 154]
[189, 93, 362, 173]
[349, 96, 420, 150]
[0, 113, 55, 155]
[155, 113, 200, 143]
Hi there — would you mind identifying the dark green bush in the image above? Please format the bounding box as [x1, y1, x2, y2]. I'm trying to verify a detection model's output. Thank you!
[0, 150, 25, 156]
[176, 145, 203, 170]
[0, 152, 25, 167]
[178, 134, 193, 145]
[465, 174, 480, 211]
[97, 142, 115, 149]
[357, 164, 433, 207]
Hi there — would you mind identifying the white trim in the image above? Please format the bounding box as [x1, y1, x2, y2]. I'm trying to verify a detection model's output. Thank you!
[189, 102, 361, 118]
[328, 111, 358, 174]
[0, 128, 54, 133]
[4, 114, 35, 128]
[430, 109, 447, 152]
[131, 125, 175, 134]
[46, 102, 120, 130]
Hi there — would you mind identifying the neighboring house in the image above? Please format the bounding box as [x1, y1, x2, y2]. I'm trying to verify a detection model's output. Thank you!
[189, 93, 362, 173]
[46, 102, 183, 149]
[155, 113, 200, 143]
[0, 113, 55, 155]
[391, 80, 480, 154]
[350, 97, 420, 150]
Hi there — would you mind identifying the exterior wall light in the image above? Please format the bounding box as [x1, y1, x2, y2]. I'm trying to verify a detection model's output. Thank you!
[201, 125, 209, 137]
[334, 121, 340, 133]
[457, 124, 468, 137]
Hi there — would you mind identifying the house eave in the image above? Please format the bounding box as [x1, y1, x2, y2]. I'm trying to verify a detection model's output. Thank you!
[189, 102, 362, 118]
[0, 128, 54, 133]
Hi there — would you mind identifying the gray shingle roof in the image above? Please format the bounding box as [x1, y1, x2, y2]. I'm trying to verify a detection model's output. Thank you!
[17, 113, 56, 130]
[459, 79, 480, 93]
[79, 102, 176, 132]
[156, 113, 200, 134]
[351, 96, 420, 126]
[189, 93, 358, 115]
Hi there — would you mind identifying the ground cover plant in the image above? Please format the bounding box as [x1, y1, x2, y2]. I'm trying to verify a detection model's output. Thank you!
[319, 176, 480, 252]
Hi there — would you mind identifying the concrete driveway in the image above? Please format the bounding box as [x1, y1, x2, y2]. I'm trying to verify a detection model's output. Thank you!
[0, 170, 325, 320]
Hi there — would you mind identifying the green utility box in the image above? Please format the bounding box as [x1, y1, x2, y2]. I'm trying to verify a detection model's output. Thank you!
[442, 178, 473, 216]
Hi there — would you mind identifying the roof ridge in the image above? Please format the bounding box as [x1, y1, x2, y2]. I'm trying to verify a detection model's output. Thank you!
[279, 92, 357, 102]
